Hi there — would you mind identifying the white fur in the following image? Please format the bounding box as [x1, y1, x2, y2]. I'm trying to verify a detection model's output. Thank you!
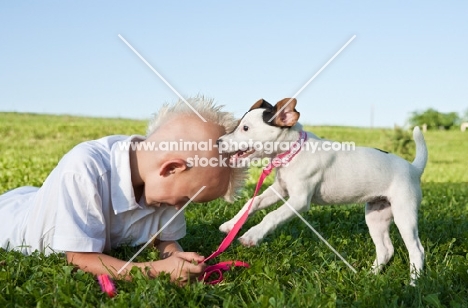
[217, 108, 428, 284]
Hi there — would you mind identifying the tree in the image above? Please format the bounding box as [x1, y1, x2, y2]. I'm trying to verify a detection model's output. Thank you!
[409, 108, 460, 130]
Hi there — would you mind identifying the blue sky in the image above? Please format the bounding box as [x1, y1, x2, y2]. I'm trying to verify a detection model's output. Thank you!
[1, 1, 467, 127]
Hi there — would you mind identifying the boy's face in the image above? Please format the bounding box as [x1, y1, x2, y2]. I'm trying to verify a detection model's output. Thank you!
[144, 161, 230, 209]
[135, 115, 232, 209]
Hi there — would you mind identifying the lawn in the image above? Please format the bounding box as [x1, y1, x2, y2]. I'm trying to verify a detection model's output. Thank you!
[0, 112, 467, 307]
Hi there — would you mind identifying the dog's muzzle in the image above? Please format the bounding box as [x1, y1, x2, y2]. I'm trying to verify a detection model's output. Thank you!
[216, 138, 235, 153]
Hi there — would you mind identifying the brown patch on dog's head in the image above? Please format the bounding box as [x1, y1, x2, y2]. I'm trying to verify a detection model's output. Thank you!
[241, 98, 300, 129]
[262, 98, 300, 127]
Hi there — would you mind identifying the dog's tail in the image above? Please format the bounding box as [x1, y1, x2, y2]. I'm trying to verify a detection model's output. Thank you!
[411, 126, 428, 175]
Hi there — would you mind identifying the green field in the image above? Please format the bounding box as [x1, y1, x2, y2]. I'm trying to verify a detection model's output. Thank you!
[0, 112, 467, 307]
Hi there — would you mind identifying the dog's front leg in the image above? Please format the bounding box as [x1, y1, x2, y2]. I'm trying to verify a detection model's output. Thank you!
[238, 193, 310, 246]
[219, 181, 287, 234]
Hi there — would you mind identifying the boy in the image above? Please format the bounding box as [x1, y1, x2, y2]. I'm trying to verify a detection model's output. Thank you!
[0, 97, 245, 285]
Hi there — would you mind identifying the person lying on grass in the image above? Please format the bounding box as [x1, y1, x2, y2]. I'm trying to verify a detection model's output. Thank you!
[0, 97, 245, 285]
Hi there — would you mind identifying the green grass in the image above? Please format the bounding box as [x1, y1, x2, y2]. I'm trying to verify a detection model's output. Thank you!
[1, 112, 467, 307]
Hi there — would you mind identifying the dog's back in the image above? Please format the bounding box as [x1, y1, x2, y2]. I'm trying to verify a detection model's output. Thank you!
[283, 126, 428, 205]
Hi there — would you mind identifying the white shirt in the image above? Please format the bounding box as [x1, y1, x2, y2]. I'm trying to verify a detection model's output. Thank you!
[0, 135, 186, 255]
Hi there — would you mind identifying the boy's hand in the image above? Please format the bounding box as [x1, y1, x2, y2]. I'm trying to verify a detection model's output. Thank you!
[153, 251, 206, 285]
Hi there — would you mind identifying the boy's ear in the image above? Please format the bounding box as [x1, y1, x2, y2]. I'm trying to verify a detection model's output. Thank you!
[271, 98, 300, 127]
[159, 159, 188, 177]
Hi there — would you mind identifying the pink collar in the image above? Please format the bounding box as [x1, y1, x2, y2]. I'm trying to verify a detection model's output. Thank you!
[200, 131, 308, 284]
[268, 130, 308, 169]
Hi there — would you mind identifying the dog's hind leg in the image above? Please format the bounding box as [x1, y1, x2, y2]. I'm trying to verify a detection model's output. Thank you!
[365, 198, 394, 274]
[219, 181, 287, 234]
[391, 193, 424, 285]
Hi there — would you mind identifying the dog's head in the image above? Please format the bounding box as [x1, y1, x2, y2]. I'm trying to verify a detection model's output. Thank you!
[217, 98, 300, 165]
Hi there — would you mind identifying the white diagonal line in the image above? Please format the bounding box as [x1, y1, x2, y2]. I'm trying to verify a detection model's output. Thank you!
[118, 34, 207, 122]
[270, 187, 357, 273]
[268, 35, 356, 122]
[117, 186, 207, 275]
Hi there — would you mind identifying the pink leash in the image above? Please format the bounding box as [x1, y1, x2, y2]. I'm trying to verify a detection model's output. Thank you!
[200, 131, 308, 284]
[98, 131, 308, 293]
[199, 161, 272, 284]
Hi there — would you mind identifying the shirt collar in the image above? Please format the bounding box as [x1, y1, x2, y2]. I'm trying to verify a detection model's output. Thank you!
[110, 135, 146, 214]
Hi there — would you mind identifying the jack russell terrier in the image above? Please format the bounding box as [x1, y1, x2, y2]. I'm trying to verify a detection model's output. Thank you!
[217, 98, 427, 284]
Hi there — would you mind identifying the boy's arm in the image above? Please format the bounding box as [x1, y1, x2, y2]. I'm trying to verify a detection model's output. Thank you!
[66, 249, 206, 284]
[66, 251, 136, 279]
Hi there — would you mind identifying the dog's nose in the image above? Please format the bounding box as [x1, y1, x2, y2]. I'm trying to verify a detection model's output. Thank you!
[216, 138, 222, 147]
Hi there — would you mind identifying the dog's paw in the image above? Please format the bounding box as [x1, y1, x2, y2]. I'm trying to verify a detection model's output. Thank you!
[238, 237, 258, 247]
[219, 221, 234, 234]
[238, 230, 263, 247]
[370, 260, 385, 275]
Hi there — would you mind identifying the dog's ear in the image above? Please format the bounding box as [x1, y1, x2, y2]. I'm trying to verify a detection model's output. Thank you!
[249, 99, 273, 111]
[271, 98, 300, 127]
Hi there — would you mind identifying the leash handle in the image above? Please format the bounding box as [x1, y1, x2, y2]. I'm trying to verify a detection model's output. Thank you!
[97, 274, 116, 297]
[199, 261, 250, 284]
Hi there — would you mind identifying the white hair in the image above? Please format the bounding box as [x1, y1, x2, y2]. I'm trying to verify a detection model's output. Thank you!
[147, 96, 246, 202]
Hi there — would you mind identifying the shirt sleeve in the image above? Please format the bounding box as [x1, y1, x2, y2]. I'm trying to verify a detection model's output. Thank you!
[52, 172, 107, 252]
[158, 206, 186, 242]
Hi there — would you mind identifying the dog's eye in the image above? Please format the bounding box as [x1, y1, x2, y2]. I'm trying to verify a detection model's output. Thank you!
[243, 125, 249, 131]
